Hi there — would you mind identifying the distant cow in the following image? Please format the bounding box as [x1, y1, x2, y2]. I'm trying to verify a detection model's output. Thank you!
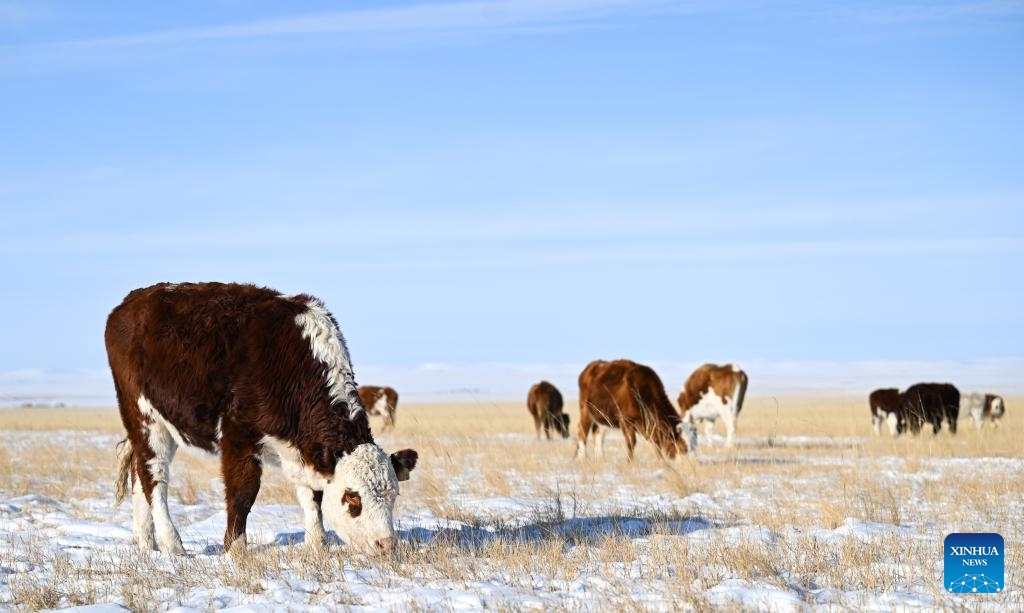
[106, 282, 418, 556]
[898, 382, 960, 435]
[576, 359, 697, 461]
[869, 388, 901, 436]
[527, 381, 570, 440]
[962, 393, 1006, 429]
[677, 364, 748, 447]
[358, 386, 399, 432]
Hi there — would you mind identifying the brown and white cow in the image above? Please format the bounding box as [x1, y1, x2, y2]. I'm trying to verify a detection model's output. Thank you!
[527, 380, 570, 440]
[869, 388, 901, 436]
[963, 392, 1006, 429]
[105, 282, 418, 556]
[576, 359, 697, 461]
[677, 363, 748, 447]
[358, 386, 399, 432]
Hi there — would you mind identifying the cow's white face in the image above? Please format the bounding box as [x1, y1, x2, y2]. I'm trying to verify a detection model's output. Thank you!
[991, 397, 1005, 417]
[322, 443, 417, 555]
[677, 419, 698, 455]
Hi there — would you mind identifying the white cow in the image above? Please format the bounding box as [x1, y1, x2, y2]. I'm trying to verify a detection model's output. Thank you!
[677, 363, 748, 447]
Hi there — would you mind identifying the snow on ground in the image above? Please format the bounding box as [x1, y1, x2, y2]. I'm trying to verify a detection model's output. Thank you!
[0, 430, 1021, 611]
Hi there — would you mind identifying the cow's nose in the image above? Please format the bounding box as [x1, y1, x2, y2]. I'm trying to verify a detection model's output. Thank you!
[374, 537, 395, 554]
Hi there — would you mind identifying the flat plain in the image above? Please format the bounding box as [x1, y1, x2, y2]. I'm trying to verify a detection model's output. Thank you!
[0, 394, 1020, 611]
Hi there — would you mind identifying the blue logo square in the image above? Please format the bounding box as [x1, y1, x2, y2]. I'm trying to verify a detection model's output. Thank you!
[944, 533, 1004, 593]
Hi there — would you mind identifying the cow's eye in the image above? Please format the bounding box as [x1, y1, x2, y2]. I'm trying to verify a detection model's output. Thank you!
[342, 488, 362, 518]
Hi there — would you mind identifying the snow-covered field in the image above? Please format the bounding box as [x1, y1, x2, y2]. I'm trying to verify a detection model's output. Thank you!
[0, 398, 1020, 611]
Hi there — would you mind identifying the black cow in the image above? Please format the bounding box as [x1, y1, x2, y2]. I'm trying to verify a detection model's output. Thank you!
[898, 383, 960, 435]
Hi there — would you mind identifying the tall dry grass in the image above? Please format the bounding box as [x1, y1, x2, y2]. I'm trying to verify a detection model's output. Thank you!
[0, 394, 1020, 610]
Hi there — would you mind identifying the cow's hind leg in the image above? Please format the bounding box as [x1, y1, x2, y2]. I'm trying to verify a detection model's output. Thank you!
[118, 430, 157, 551]
[138, 403, 186, 555]
[130, 457, 156, 551]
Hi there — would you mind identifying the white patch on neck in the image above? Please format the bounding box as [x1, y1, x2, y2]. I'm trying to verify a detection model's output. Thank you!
[294, 298, 363, 416]
[259, 435, 330, 490]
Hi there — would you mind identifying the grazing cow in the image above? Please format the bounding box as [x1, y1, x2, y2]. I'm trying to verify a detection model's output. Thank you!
[576, 359, 697, 461]
[963, 393, 1006, 428]
[527, 381, 570, 440]
[677, 363, 748, 447]
[358, 386, 399, 432]
[898, 382, 960, 435]
[869, 388, 901, 436]
[105, 282, 418, 556]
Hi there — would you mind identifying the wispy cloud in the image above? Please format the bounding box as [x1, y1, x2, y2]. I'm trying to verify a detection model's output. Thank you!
[0, 2, 51, 29]
[52, 0, 705, 49]
[840, 0, 1024, 24]
[5, 0, 1018, 71]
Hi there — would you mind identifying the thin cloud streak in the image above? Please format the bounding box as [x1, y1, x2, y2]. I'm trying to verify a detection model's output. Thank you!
[839, 0, 1024, 24]
[28, 0, 1023, 51]
[53, 0, 701, 49]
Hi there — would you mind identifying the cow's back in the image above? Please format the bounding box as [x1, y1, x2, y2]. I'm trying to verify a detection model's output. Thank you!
[679, 363, 747, 416]
[580, 359, 676, 429]
[528, 381, 562, 417]
[869, 388, 901, 415]
[105, 282, 318, 450]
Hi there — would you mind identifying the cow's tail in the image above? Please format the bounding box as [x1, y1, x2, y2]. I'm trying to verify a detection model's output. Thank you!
[114, 437, 133, 505]
[733, 371, 749, 417]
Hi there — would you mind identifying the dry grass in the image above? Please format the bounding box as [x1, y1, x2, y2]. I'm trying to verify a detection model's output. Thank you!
[0, 394, 1021, 610]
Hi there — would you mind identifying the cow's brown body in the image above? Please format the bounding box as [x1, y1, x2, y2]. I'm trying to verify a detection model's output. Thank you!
[576, 359, 696, 461]
[527, 381, 569, 440]
[105, 282, 416, 555]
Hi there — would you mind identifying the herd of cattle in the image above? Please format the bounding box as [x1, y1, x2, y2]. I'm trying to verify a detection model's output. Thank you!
[358, 372, 1007, 455]
[529, 360, 747, 460]
[869, 384, 1006, 436]
[101, 282, 1009, 558]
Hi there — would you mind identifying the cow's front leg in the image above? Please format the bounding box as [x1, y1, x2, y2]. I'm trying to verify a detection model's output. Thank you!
[296, 484, 326, 549]
[702, 419, 715, 441]
[723, 415, 736, 448]
[220, 430, 262, 554]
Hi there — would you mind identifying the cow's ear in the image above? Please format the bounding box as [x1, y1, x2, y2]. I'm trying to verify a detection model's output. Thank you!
[390, 449, 418, 481]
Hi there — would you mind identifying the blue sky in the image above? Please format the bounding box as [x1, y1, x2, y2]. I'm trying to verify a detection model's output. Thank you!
[1, 1, 1022, 399]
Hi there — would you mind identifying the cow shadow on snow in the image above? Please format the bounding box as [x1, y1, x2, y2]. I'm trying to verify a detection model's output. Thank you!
[398, 515, 718, 551]
[204, 517, 720, 554]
